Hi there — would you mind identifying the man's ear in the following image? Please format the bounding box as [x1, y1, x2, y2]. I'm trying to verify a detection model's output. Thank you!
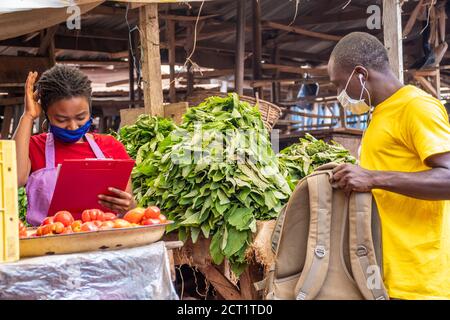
[354, 66, 369, 82]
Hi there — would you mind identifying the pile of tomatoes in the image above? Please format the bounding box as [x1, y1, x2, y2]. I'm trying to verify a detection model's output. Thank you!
[19, 206, 168, 238]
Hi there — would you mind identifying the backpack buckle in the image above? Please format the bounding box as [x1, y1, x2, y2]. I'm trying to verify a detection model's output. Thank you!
[315, 245, 326, 258]
[356, 245, 368, 257]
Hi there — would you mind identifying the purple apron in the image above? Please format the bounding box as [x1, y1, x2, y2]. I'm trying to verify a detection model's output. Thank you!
[26, 133, 105, 226]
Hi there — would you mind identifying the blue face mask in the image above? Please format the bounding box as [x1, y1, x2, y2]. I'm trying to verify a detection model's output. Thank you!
[49, 118, 93, 143]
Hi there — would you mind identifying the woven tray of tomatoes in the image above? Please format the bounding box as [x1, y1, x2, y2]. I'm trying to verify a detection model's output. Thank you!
[19, 207, 173, 258]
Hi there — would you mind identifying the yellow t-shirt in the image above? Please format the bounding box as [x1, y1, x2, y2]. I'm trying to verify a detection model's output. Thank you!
[360, 85, 450, 300]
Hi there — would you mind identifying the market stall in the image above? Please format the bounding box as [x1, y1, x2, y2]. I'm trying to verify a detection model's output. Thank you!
[0, 241, 178, 300]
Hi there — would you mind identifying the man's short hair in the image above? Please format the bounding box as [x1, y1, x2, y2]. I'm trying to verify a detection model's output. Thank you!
[330, 32, 391, 72]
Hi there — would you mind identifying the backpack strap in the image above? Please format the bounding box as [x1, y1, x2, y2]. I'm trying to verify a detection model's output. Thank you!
[294, 172, 333, 300]
[349, 192, 389, 300]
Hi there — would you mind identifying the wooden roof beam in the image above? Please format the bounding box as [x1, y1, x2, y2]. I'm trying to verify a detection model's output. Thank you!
[262, 21, 342, 42]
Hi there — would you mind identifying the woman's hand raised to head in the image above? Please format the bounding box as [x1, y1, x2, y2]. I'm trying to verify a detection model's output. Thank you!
[24, 71, 42, 120]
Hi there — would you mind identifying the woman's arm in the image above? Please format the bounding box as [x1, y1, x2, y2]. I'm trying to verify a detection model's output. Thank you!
[332, 152, 450, 200]
[13, 72, 42, 186]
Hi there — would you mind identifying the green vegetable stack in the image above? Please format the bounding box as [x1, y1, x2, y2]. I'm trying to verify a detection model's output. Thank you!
[114, 115, 176, 160]
[121, 94, 291, 275]
[18, 187, 28, 224]
[278, 133, 356, 190]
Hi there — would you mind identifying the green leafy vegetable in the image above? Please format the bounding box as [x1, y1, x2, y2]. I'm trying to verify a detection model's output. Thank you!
[117, 94, 290, 275]
[18, 187, 28, 225]
[278, 133, 356, 189]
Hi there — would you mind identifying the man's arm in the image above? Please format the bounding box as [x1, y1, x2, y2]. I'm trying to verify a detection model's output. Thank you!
[332, 152, 450, 200]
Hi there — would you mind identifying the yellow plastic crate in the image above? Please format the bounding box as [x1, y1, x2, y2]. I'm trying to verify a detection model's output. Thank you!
[0, 140, 19, 263]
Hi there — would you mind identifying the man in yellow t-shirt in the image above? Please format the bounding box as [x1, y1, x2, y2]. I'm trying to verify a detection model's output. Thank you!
[328, 32, 450, 300]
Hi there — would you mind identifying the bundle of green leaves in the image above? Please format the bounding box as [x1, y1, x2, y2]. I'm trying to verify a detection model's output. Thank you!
[18, 187, 28, 224]
[132, 94, 291, 275]
[278, 133, 356, 189]
[114, 115, 176, 160]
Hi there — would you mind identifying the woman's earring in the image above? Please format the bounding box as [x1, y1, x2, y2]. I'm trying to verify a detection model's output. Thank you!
[41, 118, 48, 132]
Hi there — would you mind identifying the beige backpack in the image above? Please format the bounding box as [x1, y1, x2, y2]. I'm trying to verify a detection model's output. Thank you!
[256, 163, 389, 300]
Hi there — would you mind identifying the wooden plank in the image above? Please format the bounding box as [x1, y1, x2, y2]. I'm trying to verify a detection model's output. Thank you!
[0, 2, 101, 41]
[0, 56, 51, 84]
[434, 67, 441, 100]
[119, 102, 187, 127]
[164, 102, 188, 124]
[408, 69, 438, 77]
[403, 0, 425, 38]
[415, 75, 438, 98]
[282, 109, 337, 119]
[160, 13, 219, 21]
[252, 0, 263, 97]
[263, 21, 342, 42]
[272, 47, 281, 103]
[185, 26, 195, 97]
[129, 47, 135, 108]
[167, 19, 177, 103]
[107, 69, 239, 87]
[250, 78, 330, 88]
[239, 264, 261, 300]
[119, 108, 143, 127]
[37, 25, 59, 56]
[197, 265, 242, 300]
[261, 63, 329, 76]
[139, 4, 164, 116]
[383, 0, 404, 83]
[1, 106, 13, 139]
[235, 0, 246, 95]
[0, 97, 23, 106]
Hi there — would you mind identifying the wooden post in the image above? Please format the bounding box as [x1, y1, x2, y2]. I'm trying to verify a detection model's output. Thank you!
[435, 67, 441, 100]
[1, 106, 13, 139]
[272, 46, 281, 103]
[129, 44, 135, 108]
[185, 23, 195, 97]
[139, 4, 164, 116]
[166, 19, 177, 102]
[383, 0, 404, 83]
[252, 0, 263, 98]
[235, 0, 246, 95]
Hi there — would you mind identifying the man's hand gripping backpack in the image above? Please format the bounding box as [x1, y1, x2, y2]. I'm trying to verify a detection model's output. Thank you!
[257, 163, 389, 300]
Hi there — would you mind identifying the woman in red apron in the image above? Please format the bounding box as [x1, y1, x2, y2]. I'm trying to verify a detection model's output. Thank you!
[13, 65, 136, 226]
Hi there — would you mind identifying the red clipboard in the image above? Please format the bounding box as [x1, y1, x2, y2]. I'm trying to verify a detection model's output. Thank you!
[48, 159, 135, 219]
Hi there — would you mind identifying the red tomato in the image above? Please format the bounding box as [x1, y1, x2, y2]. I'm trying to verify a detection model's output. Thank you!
[93, 220, 103, 228]
[18, 221, 28, 238]
[103, 212, 117, 221]
[42, 217, 54, 226]
[80, 221, 99, 232]
[41, 224, 55, 235]
[71, 220, 82, 232]
[144, 206, 160, 220]
[141, 218, 160, 226]
[53, 222, 65, 234]
[123, 208, 145, 224]
[36, 226, 44, 236]
[99, 221, 115, 230]
[158, 214, 167, 223]
[61, 227, 74, 234]
[53, 211, 74, 227]
[81, 209, 105, 222]
[113, 219, 132, 229]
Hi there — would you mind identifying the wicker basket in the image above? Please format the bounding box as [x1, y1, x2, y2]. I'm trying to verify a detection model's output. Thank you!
[186, 90, 282, 132]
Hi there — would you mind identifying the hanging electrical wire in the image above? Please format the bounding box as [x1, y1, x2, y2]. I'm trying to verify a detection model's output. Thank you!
[288, 0, 300, 27]
[125, 4, 143, 93]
